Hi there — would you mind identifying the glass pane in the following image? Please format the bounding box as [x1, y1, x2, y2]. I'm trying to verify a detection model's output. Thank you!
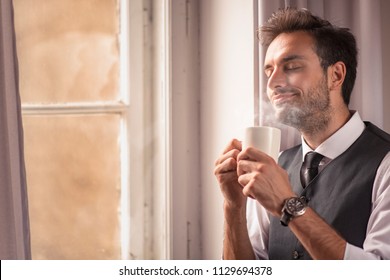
[14, 0, 120, 103]
[23, 114, 121, 259]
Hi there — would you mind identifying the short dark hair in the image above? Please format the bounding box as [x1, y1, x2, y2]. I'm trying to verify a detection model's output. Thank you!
[258, 8, 357, 105]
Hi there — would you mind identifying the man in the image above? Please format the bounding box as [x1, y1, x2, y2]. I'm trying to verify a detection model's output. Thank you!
[214, 8, 390, 260]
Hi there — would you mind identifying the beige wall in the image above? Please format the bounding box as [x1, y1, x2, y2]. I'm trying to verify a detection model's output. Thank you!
[200, 0, 255, 259]
[170, 0, 202, 259]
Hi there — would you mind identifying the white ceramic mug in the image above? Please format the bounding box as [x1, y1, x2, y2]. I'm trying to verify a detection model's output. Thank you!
[242, 126, 281, 162]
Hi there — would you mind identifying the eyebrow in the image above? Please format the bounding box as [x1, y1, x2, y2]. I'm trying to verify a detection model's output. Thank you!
[264, 54, 306, 71]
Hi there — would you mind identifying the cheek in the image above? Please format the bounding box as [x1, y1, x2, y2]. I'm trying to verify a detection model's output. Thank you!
[286, 74, 304, 87]
[266, 87, 272, 100]
[287, 75, 314, 93]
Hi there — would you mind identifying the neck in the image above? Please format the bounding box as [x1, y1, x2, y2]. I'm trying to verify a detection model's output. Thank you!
[302, 107, 351, 150]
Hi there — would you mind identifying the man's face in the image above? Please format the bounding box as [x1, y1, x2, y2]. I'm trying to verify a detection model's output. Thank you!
[264, 31, 333, 133]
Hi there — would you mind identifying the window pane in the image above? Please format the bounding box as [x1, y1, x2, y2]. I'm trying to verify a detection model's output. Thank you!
[23, 114, 121, 259]
[14, 0, 120, 103]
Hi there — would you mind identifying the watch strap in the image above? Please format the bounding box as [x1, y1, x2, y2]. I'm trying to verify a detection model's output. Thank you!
[280, 211, 292, 226]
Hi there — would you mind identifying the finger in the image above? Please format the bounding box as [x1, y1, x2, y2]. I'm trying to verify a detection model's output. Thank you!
[214, 148, 240, 166]
[237, 159, 261, 177]
[222, 139, 242, 154]
[237, 146, 274, 163]
[237, 172, 250, 187]
[242, 183, 256, 200]
[237, 174, 256, 199]
[237, 160, 255, 176]
[214, 157, 238, 176]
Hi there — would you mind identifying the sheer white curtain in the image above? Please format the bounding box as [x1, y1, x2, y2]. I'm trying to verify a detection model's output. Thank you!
[0, 0, 30, 259]
[257, 0, 385, 150]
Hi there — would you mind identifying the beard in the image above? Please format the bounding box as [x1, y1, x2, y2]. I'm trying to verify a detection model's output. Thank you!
[272, 76, 332, 134]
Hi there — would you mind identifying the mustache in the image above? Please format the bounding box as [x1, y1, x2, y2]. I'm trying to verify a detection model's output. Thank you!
[273, 86, 301, 95]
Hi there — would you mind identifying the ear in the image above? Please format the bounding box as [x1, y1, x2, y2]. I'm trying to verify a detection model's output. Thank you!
[327, 61, 346, 91]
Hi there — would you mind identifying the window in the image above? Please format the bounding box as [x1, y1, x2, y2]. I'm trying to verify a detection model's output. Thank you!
[15, 0, 128, 259]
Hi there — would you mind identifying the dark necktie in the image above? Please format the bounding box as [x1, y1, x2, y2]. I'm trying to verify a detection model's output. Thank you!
[300, 152, 324, 188]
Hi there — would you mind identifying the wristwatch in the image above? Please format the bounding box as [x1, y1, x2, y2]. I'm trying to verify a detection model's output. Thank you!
[280, 196, 307, 226]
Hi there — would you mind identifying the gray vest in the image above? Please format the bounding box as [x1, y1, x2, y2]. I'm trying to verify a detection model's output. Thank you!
[268, 122, 390, 260]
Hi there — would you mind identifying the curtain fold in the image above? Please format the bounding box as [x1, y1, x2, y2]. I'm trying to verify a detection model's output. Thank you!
[0, 0, 31, 259]
[258, 0, 385, 150]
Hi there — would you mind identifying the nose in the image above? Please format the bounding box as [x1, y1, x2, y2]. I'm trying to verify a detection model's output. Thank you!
[267, 67, 287, 90]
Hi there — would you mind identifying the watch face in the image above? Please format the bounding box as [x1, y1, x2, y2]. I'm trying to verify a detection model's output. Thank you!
[285, 197, 307, 216]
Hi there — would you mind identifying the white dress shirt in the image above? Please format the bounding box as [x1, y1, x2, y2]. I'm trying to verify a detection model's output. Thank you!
[247, 111, 390, 259]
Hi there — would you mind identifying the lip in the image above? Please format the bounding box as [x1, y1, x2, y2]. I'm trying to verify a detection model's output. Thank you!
[272, 93, 298, 105]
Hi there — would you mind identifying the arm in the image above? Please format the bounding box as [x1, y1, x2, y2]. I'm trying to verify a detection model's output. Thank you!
[222, 202, 255, 259]
[237, 147, 346, 259]
[288, 208, 346, 259]
[214, 139, 255, 259]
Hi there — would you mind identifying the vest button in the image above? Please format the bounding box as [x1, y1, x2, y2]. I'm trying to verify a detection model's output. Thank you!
[292, 250, 300, 259]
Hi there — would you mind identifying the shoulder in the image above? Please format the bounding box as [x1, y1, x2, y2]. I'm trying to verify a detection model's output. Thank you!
[364, 122, 390, 146]
[278, 144, 302, 167]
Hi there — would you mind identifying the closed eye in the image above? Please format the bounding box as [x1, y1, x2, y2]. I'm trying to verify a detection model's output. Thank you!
[284, 63, 303, 72]
[286, 67, 301, 72]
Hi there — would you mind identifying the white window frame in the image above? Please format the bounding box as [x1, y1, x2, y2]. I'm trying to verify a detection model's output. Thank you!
[121, 0, 173, 259]
[22, 0, 175, 260]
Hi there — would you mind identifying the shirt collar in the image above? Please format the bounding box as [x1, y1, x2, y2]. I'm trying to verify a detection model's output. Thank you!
[301, 111, 365, 161]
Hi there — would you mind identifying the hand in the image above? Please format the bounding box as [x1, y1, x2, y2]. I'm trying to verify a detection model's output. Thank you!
[237, 147, 295, 217]
[214, 139, 247, 209]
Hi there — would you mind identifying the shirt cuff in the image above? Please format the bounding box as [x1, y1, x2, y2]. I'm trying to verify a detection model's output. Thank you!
[344, 243, 382, 260]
